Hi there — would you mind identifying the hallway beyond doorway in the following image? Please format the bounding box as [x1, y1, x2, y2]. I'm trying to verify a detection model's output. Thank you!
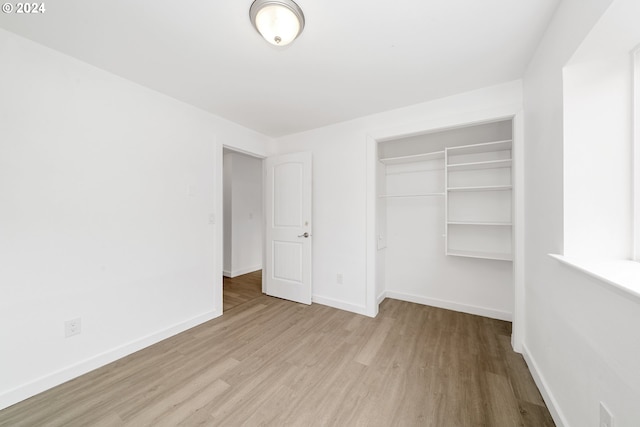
[223, 270, 262, 312]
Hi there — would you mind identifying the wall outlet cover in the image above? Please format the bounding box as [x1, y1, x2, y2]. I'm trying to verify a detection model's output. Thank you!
[65, 318, 82, 338]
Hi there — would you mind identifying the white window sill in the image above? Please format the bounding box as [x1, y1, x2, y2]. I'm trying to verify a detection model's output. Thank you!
[549, 254, 640, 302]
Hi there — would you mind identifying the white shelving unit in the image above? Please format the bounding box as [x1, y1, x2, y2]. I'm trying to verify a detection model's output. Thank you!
[445, 140, 513, 261]
[377, 128, 515, 262]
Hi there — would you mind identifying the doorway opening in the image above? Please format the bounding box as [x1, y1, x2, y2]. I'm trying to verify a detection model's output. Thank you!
[222, 148, 265, 312]
[223, 271, 263, 311]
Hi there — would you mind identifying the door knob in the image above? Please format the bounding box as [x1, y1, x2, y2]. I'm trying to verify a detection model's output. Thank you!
[298, 232, 309, 238]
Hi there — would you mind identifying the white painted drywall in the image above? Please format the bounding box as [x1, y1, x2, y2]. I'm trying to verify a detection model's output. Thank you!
[563, 16, 634, 259]
[274, 81, 523, 315]
[523, 0, 640, 425]
[223, 151, 263, 277]
[0, 28, 271, 409]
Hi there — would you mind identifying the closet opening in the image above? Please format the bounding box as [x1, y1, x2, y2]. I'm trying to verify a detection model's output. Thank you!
[375, 119, 515, 322]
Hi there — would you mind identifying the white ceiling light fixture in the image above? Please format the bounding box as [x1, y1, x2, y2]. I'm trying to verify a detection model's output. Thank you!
[249, 0, 305, 46]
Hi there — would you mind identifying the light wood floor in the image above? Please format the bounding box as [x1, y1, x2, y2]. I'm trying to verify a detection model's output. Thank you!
[0, 276, 554, 426]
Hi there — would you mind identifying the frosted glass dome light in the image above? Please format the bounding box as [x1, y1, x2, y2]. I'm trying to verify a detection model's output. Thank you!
[250, 0, 305, 46]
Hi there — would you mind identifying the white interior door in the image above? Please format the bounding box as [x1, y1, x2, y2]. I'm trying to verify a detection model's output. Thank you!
[265, 152, 312, 304]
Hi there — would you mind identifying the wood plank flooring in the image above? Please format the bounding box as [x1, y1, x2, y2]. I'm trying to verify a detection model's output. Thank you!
[0, 279, 554, 426]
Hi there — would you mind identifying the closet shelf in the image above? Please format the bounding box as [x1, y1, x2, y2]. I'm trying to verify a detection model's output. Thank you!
[379, 151, 444, 165]
[446, 139, 512, 155]
[447, 159, 512, 171]
[386, 167, 444, 175]
[447, 185, 512, 192]
[446, 249, 513, 261]
[378, 193, 445, 198]
[447, 221, 512, 226]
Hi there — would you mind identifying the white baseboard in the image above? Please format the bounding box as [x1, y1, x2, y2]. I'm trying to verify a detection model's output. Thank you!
[384, 290, 513, 321]
[377, 291, 388, 305]
[312, 295, 367, 316]
[0, 310, 221, 411]
[223, 265, 262, 278]
[521, 344, 568, 427]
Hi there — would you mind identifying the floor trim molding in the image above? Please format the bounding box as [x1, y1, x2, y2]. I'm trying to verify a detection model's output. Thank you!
[521, 343, 568, 427]
[0, 310, 221, 410]
[385, 290, 513, 321]
[312, 295, 367, 316]
[223, 265, 262, 278]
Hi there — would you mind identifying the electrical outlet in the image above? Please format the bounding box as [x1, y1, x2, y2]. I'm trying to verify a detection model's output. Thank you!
[337, 273, 343, 284]
[208, 213, 216, 225]
[65, 318, 81, 338]
[600, 402, 614, 427]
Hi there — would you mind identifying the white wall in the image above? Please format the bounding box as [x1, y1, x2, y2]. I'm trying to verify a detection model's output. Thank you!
[523, 0, 640, 425]
[275, 81, 523, 315]
[223, 151, 263, 277]
[563, 4, 635, 260]
[563, 56, 632, 258]
[0, 28, 271, 409]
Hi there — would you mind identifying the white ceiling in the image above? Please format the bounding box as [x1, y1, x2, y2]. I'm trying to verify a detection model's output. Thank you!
[0, 0, 559, 137]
